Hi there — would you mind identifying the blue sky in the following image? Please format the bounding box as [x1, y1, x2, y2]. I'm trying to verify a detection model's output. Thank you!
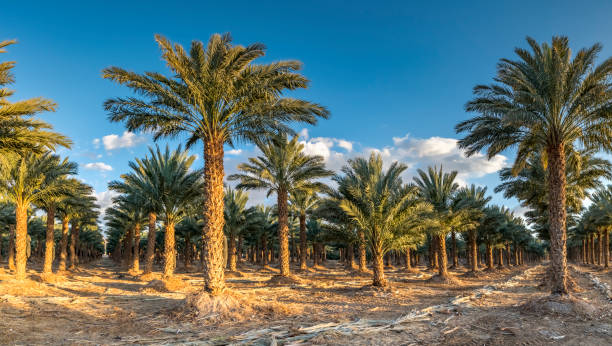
[4, 1, 612, 216]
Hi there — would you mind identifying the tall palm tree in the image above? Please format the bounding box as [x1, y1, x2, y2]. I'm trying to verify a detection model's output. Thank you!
[452, 185, 491, 274]
[229, 135, 332, 277]
[103, 33, 328, 294]
[336, 153, 429, 286]
[414, 166, 460, 281]
[0, 39, 71, 154]
[456, 36, 612, 295]
[0, 152, 76, 280]
[290, 190, 319, 270]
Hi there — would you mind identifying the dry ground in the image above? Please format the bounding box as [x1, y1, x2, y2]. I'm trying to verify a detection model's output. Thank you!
[0, 258, 611, 345]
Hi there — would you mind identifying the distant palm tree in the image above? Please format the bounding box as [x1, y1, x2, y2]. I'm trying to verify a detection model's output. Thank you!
[337, 153, 429, 286]
[414, 166, 460, 281]
[290, 190, 319, 270]
[109, 146, 201, 278]
[453, 185, 490, 274]
[223, 186, 256, 272]
[456, 36, 612, 294]
[0, 153, 77, 280]
[230, 135, 332, 277]
[0, 39, 71, 154]
[103, 33, 328, 294]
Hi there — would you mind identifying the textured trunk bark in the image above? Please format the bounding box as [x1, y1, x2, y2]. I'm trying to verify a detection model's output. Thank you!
[436, 234, 449, 278]
[69, 222, 78, 269]
[163, 222, 176, 278]
[201, 139, 226, 295]
[597, 231, 602, 266]
[547, 144, 569, 295]
[505, 244, 511, 266]
[451, 231, 458, 268]
[486, 244, 493, 269]
[58, 217, 69, 271]
[15, 204, 28, 280]
[358, 229, 367, 272]
[277, 188, 290, 276]
[433, 237, 439, 269]
[405, 247, 412, 271]
[228, 234, 237, 271]
[498, 248, 504, 268]
[262, 236, 268, 265]
[43, 205, 56, 274]
[144, 213, 156, 274]
[237, 236, 243, 265]
[299, 212, 307, 270]
[345, 244, 355, 270]
[372, 245, 386, 287]
[8, 224, 15, 271]
[582, 239, 586, 264]
[470, 230, 478, 272]
[604, 230, 609, 268]
[122, 226, 132, 269]
[132, 223, 140, 273]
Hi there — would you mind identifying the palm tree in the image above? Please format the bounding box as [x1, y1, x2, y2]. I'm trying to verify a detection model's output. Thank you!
[0, 152, 76, 280]
[103, 33, 328, 294]
[414, 166, 460, 281]
[0, 39, 71, 154]
[290, 190, 319, 270]
[336, 153, 429, 286]
[453, 185, 491, 274]
[229, 135, 332, 277]
[223, 186, 256, 272]
[456, 36, 612, 295]
[110, 146, 202, 278]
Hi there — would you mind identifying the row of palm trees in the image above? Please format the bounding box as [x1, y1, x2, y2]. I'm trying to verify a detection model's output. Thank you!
[0, 40, 102, 280]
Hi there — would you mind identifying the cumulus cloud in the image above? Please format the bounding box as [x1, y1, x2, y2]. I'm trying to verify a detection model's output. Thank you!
[227, 149, 242, 155]
[83, 162, 113, 172]
[94, 131, 147, 151]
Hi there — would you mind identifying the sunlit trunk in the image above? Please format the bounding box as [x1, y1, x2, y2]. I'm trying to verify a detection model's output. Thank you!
[345, 243, 355, 270]
[163, 222, 176, 278]
[132, 223, 140, 273]
[604, 230, 609, 268]
[299, 212, 307, 270]
[597, 231, 602, 266]
[486, 244, 493, 269]
[8, 224, 15, 272]
[144, 213, 156, 274]
[547, 143, 568, 295]
[43, 205, 56, 274]
[451, 231, 458, 268]
[470, 230, 478, 272]
[201, 139, 225, 295]
[15, 203, 28, 280]
[405, 247, 413, 271]
[277, 188, 290, 276]
[58, 216, 69, 271]
[358, 229, 367, 271]
[372, 244, 386, 287]
[228, 234, 237, 271]
[498, 248, 504, 268]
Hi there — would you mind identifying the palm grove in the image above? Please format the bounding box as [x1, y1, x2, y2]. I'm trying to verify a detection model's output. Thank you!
[2, 35, 612, 301]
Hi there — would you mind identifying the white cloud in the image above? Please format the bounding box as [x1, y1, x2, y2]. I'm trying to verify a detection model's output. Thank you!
[227, 149, 242, 155]
[83, 162, 113, 172]
[337, 139, 353, 152]
[299, 128, 309, 140]
[95, 131, 147, 151]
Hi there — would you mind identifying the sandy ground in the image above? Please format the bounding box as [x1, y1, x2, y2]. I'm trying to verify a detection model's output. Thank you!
[0, 258, 611, 345]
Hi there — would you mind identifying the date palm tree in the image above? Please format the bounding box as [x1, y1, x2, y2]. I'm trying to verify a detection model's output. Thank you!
[456, 36, 612, 295]
[0, 152, 76, 280]
[229, 135, 332, 277]
[336, 153, 430, 286]
[103, 33, 328, 294]
[0, 39, 71, 154]
[290, 189, 320, 270]
[414, 166, 460, 282]
[223, 186, 256, 272]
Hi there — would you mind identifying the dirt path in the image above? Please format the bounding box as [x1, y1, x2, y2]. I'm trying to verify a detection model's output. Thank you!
[1, 260, 611, 345]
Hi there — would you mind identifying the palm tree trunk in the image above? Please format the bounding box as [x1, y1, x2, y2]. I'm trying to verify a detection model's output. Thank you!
[69, 222, 78, 270]
[132, 224, 141, 273]
[299, 212, 307, 270]
[277, 188, 290, 276]
[506, 243, 511, 266]
[58, 217, 69, 271]
[345, 244, 355, 270]
[498, 248, 504, 268]
[201, 139, 226, 295]
[8, 224, 15, 272]
[597, 231, 602, 266]
[228, 234, 237, 271]
[144, 213, 156, 275]
[436, 234, 449, 278]
[358, 229, 367, 272]
[604, 230, 609, 268]
[547, 144, 569, 295]
[470, 230, 478, 272]
[451, 231, 458, 268]
[237, 236, 243, 265]
[582, 239, 586, 264]
[43, 205, 56, 274]
[486, 244, 493, 269]
[372, 245, 386, 287]
[163, 222, 176, 278]
[405, 247, 413, 271]
[15, 203, 28, 280]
